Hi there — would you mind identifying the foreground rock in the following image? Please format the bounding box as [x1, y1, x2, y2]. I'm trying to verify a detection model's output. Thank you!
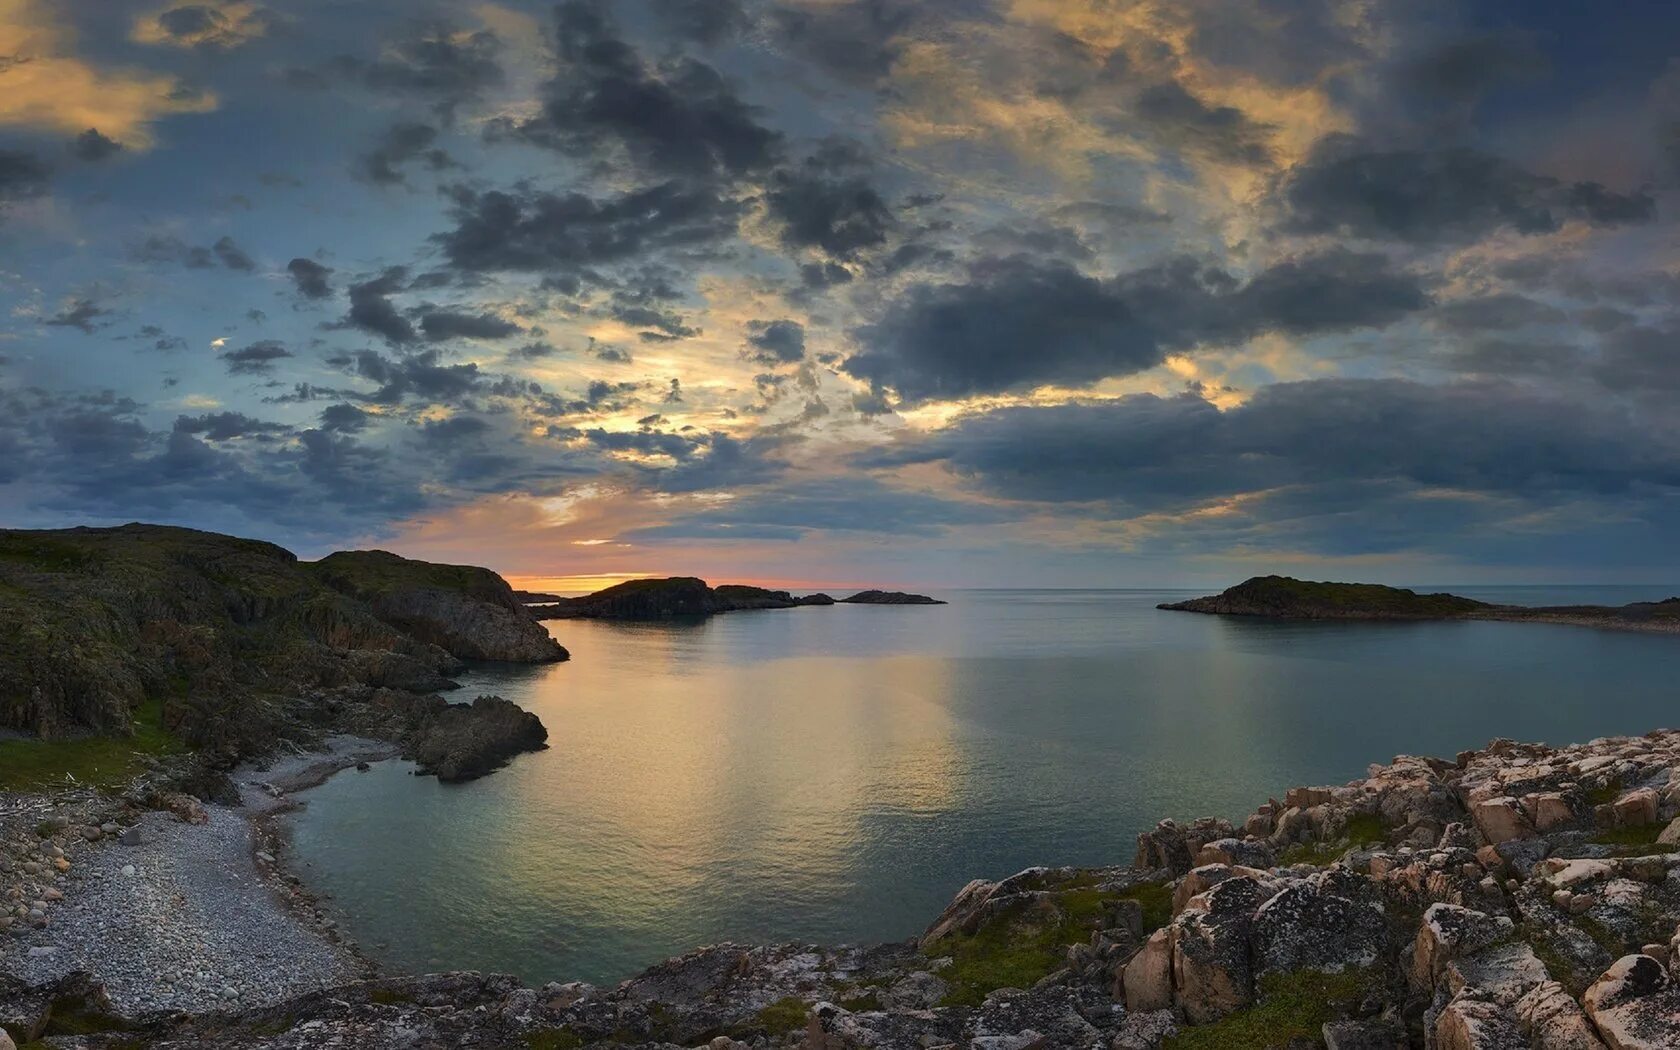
[1163, 575, 1680, 635]
[11, 728, 1680, 1047]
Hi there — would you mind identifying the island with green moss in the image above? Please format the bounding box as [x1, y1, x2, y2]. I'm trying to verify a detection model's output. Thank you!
[1161, 575, 1680, 635]
[527, 577, 943, 620]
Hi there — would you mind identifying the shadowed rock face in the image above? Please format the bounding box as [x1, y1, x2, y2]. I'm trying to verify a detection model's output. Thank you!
[399, 694, 549, 782]
[0, 525, 556, 762]
[311, 550, 568, 664]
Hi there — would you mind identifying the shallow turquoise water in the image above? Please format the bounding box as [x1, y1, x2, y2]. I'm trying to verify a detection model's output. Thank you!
[286, 586, 1680, 985]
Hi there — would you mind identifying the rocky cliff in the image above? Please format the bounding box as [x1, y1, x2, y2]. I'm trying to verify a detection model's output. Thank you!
[14, 729, 1680, 1047]
[0, 525, 556, 780]
[531, 577, 837, 620]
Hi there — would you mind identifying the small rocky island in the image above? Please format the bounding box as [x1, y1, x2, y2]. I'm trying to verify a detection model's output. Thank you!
[529, 577, 943, 620]
[1163, 575, 1680, 635]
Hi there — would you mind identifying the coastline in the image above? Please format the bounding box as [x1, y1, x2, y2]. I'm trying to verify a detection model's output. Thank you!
[2, 736, 393, 1015]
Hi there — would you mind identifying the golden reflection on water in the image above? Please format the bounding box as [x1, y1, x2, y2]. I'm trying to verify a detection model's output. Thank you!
[487, 623, 967, 932]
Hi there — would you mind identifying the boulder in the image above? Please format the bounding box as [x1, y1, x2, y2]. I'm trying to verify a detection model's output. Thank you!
[1170, 876, 1270, 1024]
[1530, 793, 1578, 832]
[1472, 797, 1535, 844]
[1515, 980, 1607, 1050]
[1120, 929, 1173, 1012]
[1250, 880, 1387, 977]
[1444, 941, 1549, 1005]
[1194, 838, 1275, 869]
[1323, 1018, 1407, 1049]
[1112, 1008, 1177, 1049]
[1582, 954, 1680, 1050]
[1613, 790, 1659, 828]
[1413, 904, 1514, 992]
[1656, 816, 1680, 846]
[402, 694, 548, 782]
[1435, 992, 1525, 1050]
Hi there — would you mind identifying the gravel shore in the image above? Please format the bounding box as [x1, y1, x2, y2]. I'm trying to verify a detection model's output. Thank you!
[2, 736, 395, 1015]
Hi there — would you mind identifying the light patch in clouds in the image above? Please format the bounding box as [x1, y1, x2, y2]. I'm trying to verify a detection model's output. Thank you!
[0, 0, 216, 144]
[130, 2, 274, 50]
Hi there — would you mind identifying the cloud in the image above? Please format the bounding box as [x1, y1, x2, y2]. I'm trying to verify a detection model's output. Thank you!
[745, 319, 806, 364]
[130, 234, 255, 271]
[44, 297, 110, 333]
[132, 3, 273, 50]
[344, 267, 416, 344]
[318, 402, 369, 433]
[0, 149, 49, 213]
[866, 378, 1680, 554]
[845, 250, 1429, 403]
[335, 348, 482, 405]
[1131, 81, 1274, 167]
[219, 339, 292, 374]
[69, 128, 123, 162]
[212, 235, 254, 271]
[419, 309, 520, 341]
[434, 181, 742, 274]
[173, 410, 289, 440]
[1, 0, 217, 144]
[1277, 136, 1657, 243]
[655, 0, 745, 44]
[771, 0, 917, 86]
[290, 20, 504, 121]
[286, 257, 333, 299]
[765, 168, 893, 258]
[506, 0, 781, 180]
[357, 122, 455, 186]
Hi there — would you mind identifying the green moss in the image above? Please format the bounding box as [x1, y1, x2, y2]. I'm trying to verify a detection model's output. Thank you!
[0, 698, 182, 791]
[525, 1029, 584, 1050]
[1162, 968, 1377, 1050]
[40, 999, 132, 1035]
[930, 885, 1135, 1007]
[1116, 880, 1173, 933]
[1589, 824, 1674, 850]
[367, 988, 415, 1006]
[0, 534, 99, 572]
[838, 991, 883, 1012]
[1585, 780, 1621, 807]
[1280, 814, 1387, 867]
[752, 996, 810, 1036]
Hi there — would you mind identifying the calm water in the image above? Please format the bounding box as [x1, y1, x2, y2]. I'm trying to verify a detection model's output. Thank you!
[287, 586, 1680, 985]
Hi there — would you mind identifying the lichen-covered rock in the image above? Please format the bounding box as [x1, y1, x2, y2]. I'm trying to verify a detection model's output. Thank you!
[1436, 990, 1526, 1049]
[1170, 875, 1272, 1023]
[1414, 904, 1515, 992]
[1120, 928, 1173, 1012]
[1515, 980, 1607, 1049]
[1251, 879, 1388, 977]
[1473, 797, 1536, 844]
[1582, 954, 1680, 1050]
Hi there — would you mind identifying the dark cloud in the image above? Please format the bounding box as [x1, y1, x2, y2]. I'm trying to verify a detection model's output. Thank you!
[507, 0, 781, 180]
[1430, 293, 1565, 335]
[358, 122, 455, 186]
[1131, 82, 1274, 167]
[745, 319, 806, 364]
[173, 412, 290, 441]
[612, 304, 697, 341]
[44, 298, 110, 334]
[213, 236, 255, 272]
[419, 309, 520, 340]
[766, 169, 893, 258]
[344, 267, 416, 344]
[0, 150, 50, 212]
[220, 340, 293, 374]
[286, 258, 333, 299]
[845, 250, 1428, 404]
[655, 0, 745, 44]
[69, 129, 123, 163]
[318, 403, 370, 433]
[873, 380, 1680, 526]
[1278, 136, 1657, 243]
[296, 22, 504, 121]
[435, 181, 742, 273]
[337, 348, 482, 404]
[152, 5, 272, 49]
[628, 475, 999, 542]
[770, 0, 916, 86]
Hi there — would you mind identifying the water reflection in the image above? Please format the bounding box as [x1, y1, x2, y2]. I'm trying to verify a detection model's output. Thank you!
[287, 590, 1680, 985]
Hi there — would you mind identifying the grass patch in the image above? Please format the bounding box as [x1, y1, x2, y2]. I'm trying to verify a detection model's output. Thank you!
[752, 997, 810, 1036]
[1585, 780, 1622, 807]
[1117, 880, 1173, 933]
[0, 699, 182, 792]
[1162, 968, 1376, 1050]
[838, 991, 882, 1012]
[0, 534, 98, 573]
[931, 886, 1129, 1007]
[1280, 814, 1387, 867]
[367, 988, 415, 1006]
[1589, 824, 1674, 852]
[525, 1029, 584, 1050]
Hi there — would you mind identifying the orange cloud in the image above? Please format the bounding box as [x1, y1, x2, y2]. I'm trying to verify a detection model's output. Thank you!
[0, 0, 215, 146]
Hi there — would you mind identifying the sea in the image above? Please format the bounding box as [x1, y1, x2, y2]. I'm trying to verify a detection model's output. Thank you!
[285, 585, 1680, 985]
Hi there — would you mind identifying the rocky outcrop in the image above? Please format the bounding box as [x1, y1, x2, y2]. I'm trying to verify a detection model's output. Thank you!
[379, 691, 549, 782]
[1164, 575, 1680, 635]
[0, 524, 554, 778]
[533, 577, 846, 620]
[310, 549, 567, 663]
[12, 729, 1680, 1048]
[839, 590, 946, 605]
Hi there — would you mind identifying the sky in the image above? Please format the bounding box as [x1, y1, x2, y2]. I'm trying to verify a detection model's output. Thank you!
[2, 0, 1680, 590]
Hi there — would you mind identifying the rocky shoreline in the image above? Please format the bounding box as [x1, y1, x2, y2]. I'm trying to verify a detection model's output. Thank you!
[8, 728, 1680, 1047]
